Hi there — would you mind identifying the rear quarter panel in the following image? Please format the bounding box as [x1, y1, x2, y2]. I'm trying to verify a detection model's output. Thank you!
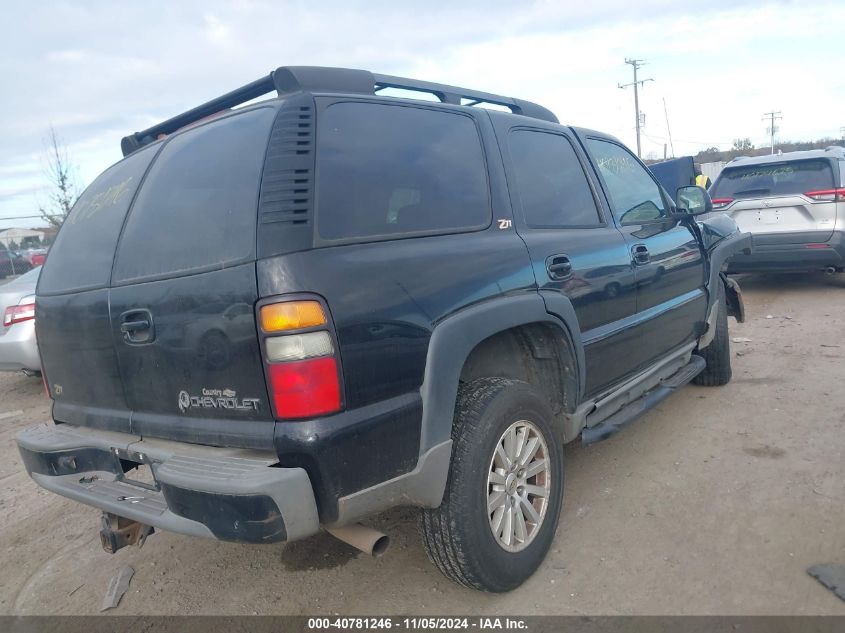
[256, 230, 536, 409]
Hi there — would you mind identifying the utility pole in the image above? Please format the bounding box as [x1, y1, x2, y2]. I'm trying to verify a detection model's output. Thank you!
[663, 97, 675, 158]
[618, 59, 653, 158]
[762, 111, 782, 154]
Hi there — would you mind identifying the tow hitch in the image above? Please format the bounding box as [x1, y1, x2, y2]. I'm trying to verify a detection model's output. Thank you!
[99, 512, 154, 554]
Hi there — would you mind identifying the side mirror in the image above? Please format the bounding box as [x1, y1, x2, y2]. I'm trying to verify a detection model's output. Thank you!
[675, 185, 713, 216]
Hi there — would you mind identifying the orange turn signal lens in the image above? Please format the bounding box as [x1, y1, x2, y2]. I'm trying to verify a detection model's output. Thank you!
[260, 301, 327, 332]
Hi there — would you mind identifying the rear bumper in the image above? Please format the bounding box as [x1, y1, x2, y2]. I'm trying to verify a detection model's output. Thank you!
[727, 230, 845, 272]
[16, 422, 320, 543]
[0, 320, 40, 372]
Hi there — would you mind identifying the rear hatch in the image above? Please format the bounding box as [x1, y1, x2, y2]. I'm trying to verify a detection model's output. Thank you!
[37, 106, 279, 446]
[710, 158, 838, 244]
[36, 145, 159, 433]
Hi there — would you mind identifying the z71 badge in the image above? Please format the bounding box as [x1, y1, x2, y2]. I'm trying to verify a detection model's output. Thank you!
[178, 388, 260, 413]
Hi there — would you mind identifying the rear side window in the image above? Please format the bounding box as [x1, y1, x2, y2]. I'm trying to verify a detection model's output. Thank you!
[38, 145, 157, 295]
[711, 159, 835, 199]
[112, 107, 275, 284]
[316, 102, 489, 240]
[508, 130, 601, 227]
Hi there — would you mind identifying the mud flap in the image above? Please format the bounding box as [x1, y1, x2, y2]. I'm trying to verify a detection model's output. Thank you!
[723, 274, 745, 323]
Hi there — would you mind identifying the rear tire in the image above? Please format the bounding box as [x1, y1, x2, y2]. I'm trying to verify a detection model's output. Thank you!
[420, 378, 564, 592]
[694, 281, 732, 386]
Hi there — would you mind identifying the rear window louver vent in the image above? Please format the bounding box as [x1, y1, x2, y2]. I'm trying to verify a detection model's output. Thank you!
[257, 95, 316, 258]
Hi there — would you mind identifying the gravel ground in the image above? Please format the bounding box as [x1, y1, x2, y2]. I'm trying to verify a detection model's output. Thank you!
[0, 272, 843, 615]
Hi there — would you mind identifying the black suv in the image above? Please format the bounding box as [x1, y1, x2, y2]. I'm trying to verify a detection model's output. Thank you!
[16, 67, 751, 592]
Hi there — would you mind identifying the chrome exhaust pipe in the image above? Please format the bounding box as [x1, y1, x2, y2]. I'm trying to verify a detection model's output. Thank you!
[326, 524, 390, 557]
[824, 266, 837, 275]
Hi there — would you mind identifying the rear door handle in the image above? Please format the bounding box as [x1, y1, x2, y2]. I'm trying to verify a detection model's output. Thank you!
[631, 244, 650, 265]
[120, 320, 150, 333]
[119, 309, 155, 344]
[546, 255, 573, 280]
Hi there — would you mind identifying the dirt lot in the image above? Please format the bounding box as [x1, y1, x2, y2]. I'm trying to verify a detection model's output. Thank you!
[0, 272, 843, 615]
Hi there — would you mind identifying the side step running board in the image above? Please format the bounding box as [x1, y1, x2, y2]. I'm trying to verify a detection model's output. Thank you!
[581, 355, 705, 445]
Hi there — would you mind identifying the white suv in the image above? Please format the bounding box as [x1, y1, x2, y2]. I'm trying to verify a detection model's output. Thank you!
[709, 146, 845, 273]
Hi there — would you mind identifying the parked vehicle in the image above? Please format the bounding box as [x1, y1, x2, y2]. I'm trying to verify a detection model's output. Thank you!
[16, 66, 751, 592]
[708, 147, 845, 273]
[0, 246, 33, 278]
[0, 266, 41, 374]
[25, 249, 48, 267]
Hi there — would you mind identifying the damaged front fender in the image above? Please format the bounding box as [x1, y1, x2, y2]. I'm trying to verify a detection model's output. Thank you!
[698, 213, 746, 251]
[696, 215, 752, 349]
[698, 215, 753, 318]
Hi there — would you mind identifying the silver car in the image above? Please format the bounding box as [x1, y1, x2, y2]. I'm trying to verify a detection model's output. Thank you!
[708, 146, 845, 273]
[0, 266, 40, 374]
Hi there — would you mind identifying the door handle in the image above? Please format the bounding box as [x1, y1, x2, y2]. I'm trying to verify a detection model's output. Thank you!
[120, 309, 155, 344]
[546, 255, 572, 280]
[120, 319, 150, 333]
[631, 244, 650, 265]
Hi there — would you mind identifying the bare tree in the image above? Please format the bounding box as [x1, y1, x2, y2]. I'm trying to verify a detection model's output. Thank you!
[38, 126, 79, 227]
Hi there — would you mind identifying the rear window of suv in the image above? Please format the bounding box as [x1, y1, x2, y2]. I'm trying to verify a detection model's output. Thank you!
[316, 102, 490, 241]
[711, 159, 835, 199]
[112, 107, 275, 284]
[38, 144, 159, 295]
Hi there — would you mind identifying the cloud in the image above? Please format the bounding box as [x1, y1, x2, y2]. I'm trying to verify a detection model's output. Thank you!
[46, 49, 88, 63]
[203, 14, 233, 48]
[0, 0, 842, 228]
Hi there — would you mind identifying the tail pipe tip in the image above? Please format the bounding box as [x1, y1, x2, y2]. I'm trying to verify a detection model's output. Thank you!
[326, 524, 390, 557]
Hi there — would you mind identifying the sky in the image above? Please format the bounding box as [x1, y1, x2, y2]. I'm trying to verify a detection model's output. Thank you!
[1, 0, 843, 230]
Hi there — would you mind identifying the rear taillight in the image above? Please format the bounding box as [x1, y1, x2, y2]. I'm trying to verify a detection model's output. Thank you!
[711, 197, 734, 210]
[260, 300, 327, 332]
[268, 357, 341, 418]
[3, 302, 35, 327]
[259, 299, 342, 420]
[804, 188, 845, 202]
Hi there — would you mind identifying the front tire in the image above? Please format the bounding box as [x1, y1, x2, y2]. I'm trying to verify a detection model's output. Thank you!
[420, 378, 564, 592]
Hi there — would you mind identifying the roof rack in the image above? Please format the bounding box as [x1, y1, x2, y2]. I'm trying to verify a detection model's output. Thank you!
[120, 66, 558, 156]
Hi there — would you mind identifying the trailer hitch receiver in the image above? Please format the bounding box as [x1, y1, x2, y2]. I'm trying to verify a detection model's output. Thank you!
[99, 512, 154, 554]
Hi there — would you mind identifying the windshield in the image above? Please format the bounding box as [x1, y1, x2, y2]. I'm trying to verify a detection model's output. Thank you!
[711, 159, 834, 199]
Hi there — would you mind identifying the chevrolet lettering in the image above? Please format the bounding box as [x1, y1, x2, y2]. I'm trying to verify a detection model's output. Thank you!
[177, 389, 260, 413]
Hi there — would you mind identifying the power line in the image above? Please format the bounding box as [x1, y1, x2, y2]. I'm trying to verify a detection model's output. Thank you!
[640, 132, 733, 148]
[762, 110, 782, 154]
[618, 58, 653, 158]
[0, 214, 61, 221]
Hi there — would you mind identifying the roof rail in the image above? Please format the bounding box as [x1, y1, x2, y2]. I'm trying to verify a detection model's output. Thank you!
[120, 66, 558, 156]
[370, 72, 558, 124]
